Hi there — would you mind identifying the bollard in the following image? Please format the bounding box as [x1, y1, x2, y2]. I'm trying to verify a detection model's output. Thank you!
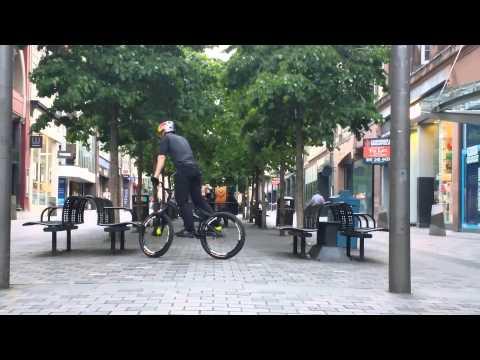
[429, 204, 446, 236]
[377, 209, 389, 230]
[10, 195, 16, 220]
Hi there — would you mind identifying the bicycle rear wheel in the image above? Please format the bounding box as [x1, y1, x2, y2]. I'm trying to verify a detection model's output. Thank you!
[199, 212, 245, 259]
[139, 212, 174, 258]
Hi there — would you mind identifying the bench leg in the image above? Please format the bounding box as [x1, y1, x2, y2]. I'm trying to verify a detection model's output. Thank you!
[346, 236, 351, 258]
[120, 231, 125, 250]
[300, 236, 306, 258]
[359, 237, 364, 260]
[51, 232, 57, 255]
[293, 235, 298, 255]
[110, 232, 116, 252]
[66, 230, 71, 251]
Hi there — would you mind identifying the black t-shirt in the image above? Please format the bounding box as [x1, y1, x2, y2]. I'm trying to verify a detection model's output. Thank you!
[158, 133, 197, 167]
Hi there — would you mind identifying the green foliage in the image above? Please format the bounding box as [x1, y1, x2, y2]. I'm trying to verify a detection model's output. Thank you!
[226, 45, 389, 152]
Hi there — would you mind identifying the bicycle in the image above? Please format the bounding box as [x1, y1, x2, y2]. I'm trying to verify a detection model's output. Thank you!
[138, 176, 246, 260]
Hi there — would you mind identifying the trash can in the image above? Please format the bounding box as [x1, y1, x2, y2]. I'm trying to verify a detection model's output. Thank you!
[317, 205, 340, 246]
[132, 194, 149, 222]
[256, 207, 263, 228]
[328, 190, 360, 249]
[276, 196, 295, 226]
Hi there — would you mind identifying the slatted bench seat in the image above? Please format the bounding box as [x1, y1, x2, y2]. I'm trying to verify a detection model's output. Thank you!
[279, 203, 326, 258]
[23, 196, 88, 254]
[85, 196, 141, 252]
[330, 202, 386, 260]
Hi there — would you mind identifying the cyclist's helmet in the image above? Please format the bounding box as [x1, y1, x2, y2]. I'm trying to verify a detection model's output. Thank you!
[157, 120, 175, 137]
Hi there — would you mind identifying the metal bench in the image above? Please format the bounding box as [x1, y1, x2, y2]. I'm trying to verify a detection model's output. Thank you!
[279, 203, 326, 259]
[329, 202, 386, 260]
[23, 196, 88, 254]
[85, 196, 140, 252]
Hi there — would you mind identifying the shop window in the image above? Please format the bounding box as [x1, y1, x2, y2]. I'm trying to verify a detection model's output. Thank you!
[353, 160, 373, 214]
[437, 122, 453, 224]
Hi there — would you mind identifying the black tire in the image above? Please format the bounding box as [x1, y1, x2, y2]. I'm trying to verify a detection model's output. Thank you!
[139, 212, 174, 258]
[199, 212, 245, 260]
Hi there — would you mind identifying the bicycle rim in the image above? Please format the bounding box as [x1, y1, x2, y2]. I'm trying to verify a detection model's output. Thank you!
[199, 212, 245, 259]
[139, 212, 173, 258]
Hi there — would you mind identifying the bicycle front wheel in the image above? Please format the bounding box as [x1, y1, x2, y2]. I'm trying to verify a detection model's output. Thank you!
[139, 212, 174, 258]
[199, 212, 245, 260]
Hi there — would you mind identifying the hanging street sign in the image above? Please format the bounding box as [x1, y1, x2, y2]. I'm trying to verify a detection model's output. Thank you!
[30, 135, 43, 149]
[363, 138, 391, 164]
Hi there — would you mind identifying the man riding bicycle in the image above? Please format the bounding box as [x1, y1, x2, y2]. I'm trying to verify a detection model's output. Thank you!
[152, 120, 220, 238]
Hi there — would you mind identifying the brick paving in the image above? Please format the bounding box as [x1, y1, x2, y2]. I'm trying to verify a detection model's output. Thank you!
[1, 210, 480, 315]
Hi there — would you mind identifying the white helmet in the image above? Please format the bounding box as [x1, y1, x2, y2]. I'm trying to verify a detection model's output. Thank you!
[157, 120, 175, 136]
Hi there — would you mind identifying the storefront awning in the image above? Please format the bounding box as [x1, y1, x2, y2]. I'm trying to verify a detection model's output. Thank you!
[420, 81, 480, 124]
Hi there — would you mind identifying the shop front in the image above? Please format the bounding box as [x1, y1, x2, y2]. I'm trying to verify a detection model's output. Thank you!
[421, 80, 480, 232]
[99, 156, 110, 199]
[30, 134, 58, 208]
[461, 124, 480, 231]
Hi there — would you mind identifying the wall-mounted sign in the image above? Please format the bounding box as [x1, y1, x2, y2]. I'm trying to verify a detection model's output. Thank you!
[467, 154, 479, 164]
[30, 135, 43, 149]
[58, 151, 74, 159]
[363, 138, 390, 164]
[271, 178, 280, 186]
[467, 145, 478, 157]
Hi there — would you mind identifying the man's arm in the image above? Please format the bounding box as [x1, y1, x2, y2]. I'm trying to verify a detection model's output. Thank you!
[154, 155, 166, 178]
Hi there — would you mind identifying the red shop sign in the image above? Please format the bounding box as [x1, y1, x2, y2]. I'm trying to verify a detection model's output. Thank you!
[363, 138, 390, 164]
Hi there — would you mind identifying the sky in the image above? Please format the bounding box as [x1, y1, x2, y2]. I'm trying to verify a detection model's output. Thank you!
[204, 45, 234, 61]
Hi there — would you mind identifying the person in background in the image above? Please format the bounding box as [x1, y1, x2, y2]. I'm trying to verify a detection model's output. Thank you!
[305, 191, 325, 210]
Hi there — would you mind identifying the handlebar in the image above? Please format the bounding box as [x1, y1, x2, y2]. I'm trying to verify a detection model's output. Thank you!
[151, 176, 174, 194]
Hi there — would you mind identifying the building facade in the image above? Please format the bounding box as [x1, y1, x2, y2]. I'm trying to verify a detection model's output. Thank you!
[12, 46, 31, 212]
[281, 45, 480, 233]
[18, 46, 143, 216]
[375, 45, 480, 232]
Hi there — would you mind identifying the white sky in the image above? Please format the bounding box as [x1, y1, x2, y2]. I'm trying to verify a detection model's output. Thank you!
[204, 45, 234, 61]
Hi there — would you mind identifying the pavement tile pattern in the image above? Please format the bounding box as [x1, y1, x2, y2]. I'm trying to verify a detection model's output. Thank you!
[2, 210, 480, 315]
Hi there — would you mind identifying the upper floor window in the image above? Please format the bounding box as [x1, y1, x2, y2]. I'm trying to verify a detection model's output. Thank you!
[420, 45, 432, 65]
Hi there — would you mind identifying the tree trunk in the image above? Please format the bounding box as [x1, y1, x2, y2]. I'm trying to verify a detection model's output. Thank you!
[279, 162, 286, 236]
[136, 151, 143, 196]
[109, 107, 121, 221]
[295, 111, 305, 229]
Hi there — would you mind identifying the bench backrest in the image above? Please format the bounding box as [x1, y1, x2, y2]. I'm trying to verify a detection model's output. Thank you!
[85, 196, 115, 225]
[328, 202, 355, 231]
[61, 196, 87, 225]
[304, 203, 323, 229]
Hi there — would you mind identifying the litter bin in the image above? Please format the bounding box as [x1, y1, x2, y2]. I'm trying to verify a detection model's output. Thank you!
[328, 190, 360, 249]
[316, 205, 340, 246]
[256, 207, 263, 228]
[132, 194, 149, 222]
[276, 196, 295, 226]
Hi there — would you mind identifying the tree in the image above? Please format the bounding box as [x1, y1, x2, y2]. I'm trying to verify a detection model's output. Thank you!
[30, 45, 209, 208]
[225, 45, 389, 228]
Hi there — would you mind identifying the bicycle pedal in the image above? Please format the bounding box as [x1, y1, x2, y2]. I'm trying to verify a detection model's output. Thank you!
[151, 227, 162, 236]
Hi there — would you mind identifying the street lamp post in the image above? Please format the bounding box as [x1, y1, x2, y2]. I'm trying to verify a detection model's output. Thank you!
[0, 45, 13, 289]
[389, 45, 411, 294]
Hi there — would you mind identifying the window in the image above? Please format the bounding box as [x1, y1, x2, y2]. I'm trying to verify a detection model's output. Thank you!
[420, 45, 432, 65]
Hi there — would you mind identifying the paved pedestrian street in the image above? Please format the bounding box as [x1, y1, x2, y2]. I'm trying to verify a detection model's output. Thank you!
[2, 211, 480, 315]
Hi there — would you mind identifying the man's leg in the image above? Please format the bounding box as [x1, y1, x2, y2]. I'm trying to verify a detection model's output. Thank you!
[175, 173, 195, 233]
